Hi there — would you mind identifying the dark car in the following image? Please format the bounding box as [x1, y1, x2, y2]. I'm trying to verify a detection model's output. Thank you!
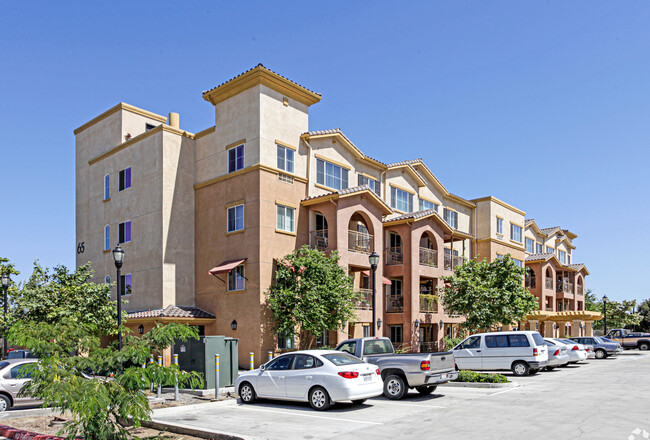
[6, 350, 36, 359]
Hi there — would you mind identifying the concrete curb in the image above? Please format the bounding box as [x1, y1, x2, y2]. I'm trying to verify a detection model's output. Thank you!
[0, 424, 64, 440]
[144, 419, 246, 440]
[439, 381, 516, 389]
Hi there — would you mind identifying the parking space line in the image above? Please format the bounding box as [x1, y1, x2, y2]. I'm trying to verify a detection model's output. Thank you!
[232, 405, 384, 425]
[488, 387, 520, 396]
[369, 400, 446, 409]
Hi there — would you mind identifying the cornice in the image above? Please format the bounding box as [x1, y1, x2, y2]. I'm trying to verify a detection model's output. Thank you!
[75, 102, 167, 135]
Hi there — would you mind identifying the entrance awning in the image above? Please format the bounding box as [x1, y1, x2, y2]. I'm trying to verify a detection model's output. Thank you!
[361, 270, 392, 285]
[209, 258, 247, 276]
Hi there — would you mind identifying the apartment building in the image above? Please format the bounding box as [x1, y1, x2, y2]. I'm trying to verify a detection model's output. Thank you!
[75, 65, 598, 366]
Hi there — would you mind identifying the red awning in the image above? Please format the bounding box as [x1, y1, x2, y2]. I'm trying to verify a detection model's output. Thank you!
[361, 270, 392, 285]
[209, 258, 247, 276]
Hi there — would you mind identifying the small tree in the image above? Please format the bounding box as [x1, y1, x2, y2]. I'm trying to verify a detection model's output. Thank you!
[439, 255, 538, 333]
[0, 257, 20, 338]
[266, 246, 358, 349]
[638, 298, 650, 332]
[592, 299, 640, 331]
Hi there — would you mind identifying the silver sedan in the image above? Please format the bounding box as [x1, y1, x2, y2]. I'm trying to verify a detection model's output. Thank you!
[0, 359, 41, 411]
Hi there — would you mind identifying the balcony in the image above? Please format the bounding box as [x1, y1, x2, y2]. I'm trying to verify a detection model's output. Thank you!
[419, 248, 438, 267]
[386, 295, 404, 313]
[309, 229, 328, 251]
[420, 341, 439, 353]
[444, 255, 463, 271]
[348, 230, 373, 254]
[355, 288, 373, 310]
[386, 247, 403, 265]
[419, 294, 439, 313]
[545, 278, 553, 290]
[557, 282, 574, 294]
[577, 285, 584, 295]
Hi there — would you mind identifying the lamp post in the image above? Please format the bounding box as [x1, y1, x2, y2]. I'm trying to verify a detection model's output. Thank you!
[112, 245, 125, 350]
[1, 274, 9, 358]
[368, 252, 379, 337]
[602, 295, 609, 335]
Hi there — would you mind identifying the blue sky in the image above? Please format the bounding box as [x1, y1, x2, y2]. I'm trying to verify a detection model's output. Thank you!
[1, 2, 648, 303]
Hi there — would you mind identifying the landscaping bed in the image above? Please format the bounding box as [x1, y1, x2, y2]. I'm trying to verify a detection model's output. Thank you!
[453, 370, 509, 383]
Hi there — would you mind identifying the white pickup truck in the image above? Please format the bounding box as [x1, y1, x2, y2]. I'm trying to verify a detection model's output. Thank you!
[335, 337, 458, 399]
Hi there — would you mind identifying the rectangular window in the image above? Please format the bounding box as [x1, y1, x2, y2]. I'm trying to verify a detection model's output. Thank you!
[510, 223, 522, 243]
[276, 205, 295, 233]
[277, 331, 295, 350]
[358, 174, 381, 197]
[276, 144, 294, 173]
[145, 123, 156, 131]
[362, 325, 370, 338]
[513, 258, 524, 267]
[228, 145, 245, 173]
[546, 246, 553, 254]
[228, 264, 245, 291]
[443, 208, 458, 229]
[419, 198, 438, 212]
[389, 279, 403, 296]
[390, 186, 413, 212]
[118, 221, 131, 244]
[118, 167, 131, 191]
[316, 330, 330, 347]
[558, 250, 566, 264]
[496, 217, 503, 235]
[567, 255, 571, 265]
[120, 274, 132, 296]
[227, 204, 244, 232]
[316, 158, 349, 190]
[104, 174, 110, 200]
[508, 334, 530, 347]
[525, 238, 535, 253]
[390, 325, 403, 343]
[536, 243, 543, 254]
[104, 225, 110, 251]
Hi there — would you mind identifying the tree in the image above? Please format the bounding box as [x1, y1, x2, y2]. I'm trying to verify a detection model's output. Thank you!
[0, 257, 20, 337]
[266, 246, 358, 349]
[439, 255, 538, 333]
[590, 298, 640, 331]
[638, 298, 650, 332]
[584, 288, 600, 312]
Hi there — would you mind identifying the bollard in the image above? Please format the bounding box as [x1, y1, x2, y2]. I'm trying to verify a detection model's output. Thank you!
[249, 352, 254, 370]
[149, 356, 155, 392]
[268, 351, 273, 362]
[157, 356, 162, 398]
[141, 363, 146, 390]
[173, 354, 179, 401]
[215, 354, 220, 400]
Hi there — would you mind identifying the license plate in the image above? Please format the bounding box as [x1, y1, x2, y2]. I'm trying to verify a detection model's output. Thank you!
[441, 373, 448, 379]
[364, 374, 372, 382]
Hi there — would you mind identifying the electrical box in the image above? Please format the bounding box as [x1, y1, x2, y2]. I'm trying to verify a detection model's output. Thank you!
[173, 336, 239, 389]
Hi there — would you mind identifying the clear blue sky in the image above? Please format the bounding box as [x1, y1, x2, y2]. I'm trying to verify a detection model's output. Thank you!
[1, 2, 648, 303]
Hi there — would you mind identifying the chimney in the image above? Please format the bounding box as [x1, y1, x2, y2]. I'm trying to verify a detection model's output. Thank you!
[168, 112, 180, 129]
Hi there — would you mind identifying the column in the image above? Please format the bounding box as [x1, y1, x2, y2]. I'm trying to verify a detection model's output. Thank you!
[585, 322, 594, 336]
[571, 320, 581, 337]
[528, 320, 539, 334]
[558, 322, 567, 338]
[544, 321, 555, 338]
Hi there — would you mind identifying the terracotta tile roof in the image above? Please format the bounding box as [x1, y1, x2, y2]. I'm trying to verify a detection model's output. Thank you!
[303, 129, 387, 166]
[525, 252, 555, 262]
[386, 158, 423, 167]
[301, 185, 376, 202]
[127, 305, 215, 320]
[383, 209, 475, 237]
[525, 219, 535, 225]
[539, 226, 561, 235]
[568, 263, 586, 270]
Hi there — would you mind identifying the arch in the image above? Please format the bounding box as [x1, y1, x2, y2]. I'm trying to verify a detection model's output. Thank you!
[347, 210, 375, 253]
[545, 267, 552, 278]
[418, 230, 438, 267]
[347, 211, 374, 236]
[525, 267, 536, 289]
[419, 230, 438, 251]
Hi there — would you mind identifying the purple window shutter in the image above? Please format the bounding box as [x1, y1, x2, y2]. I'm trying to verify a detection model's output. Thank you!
[125, 167, 132, 188]
[125, 221, 131, 242]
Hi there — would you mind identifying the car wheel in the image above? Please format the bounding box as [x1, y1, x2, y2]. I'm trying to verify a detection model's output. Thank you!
[415, 385, 437, 395]
[512, 361, 530, 376]
[546, 366, 556, 371]
[309, 386, 331, 411]
[352, 399, 367, 405]
[0, 394, 10, 412]
[384, 374, 407, 400]
[238, 382, 256, 404]
[595, 349, 607, 359]
[639, 343, 649, 351]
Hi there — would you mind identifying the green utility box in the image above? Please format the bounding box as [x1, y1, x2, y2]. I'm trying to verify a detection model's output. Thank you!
[173, 336, 239, 389]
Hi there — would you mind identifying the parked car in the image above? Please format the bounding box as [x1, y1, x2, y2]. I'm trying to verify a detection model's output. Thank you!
[453, 331, 548, 376]
[570, 336, 623, 359]
[335, 337, 457, 399]
[605, 329, 650, 351]
[0, 359, 41, 411]
[235, 350, 383, 410]
[551, 338, 589, 363]
[6, 350, 36, 359]
[542, 339, 570, 370]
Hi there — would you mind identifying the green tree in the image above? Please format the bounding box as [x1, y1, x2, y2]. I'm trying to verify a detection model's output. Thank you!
[266, 246, 358, 349]
[584, 288, 600, 311]
[590, 298, 640, 331]
[638, 298, 650, 332]
[439, 255, 538, 333]
[0, 257, 20, 336]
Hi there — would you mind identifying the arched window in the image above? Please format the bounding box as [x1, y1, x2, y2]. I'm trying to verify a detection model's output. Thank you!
[104, 225, 110, 251]
[525, 267, 536, 288]
[105, 276, 111, 284]
[104, 174, 110, 200]
[545, 268, 553, 290]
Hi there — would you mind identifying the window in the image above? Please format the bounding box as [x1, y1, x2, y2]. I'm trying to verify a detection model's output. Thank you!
[362, 325, 370, 338]
[337, 341, 357, 355]
[322, 353, 363, 366]
[118, 221, 132, 244]
[496, 217, 503, 235]
[558, 250, 566, 264]
[458, 336, 481, 349]
[276, 144, 294, 173]
[104, 174, 110, 200]
[390, 187, 413, 212]
[419, 198, 438, 212]
[536, 243, 543, 254]
[567, 255, 571, 265]
[145, 123, 156, 131]
[525, 238, 535, 253]
[358, 174, 381, 196]
[228, 145, 244, 173]
[105, 276, 111, 284]
[7, 364, 32, 379]
[443, 208, 458, 229]
[227, 205, 244, 232]
[390, 325, 403, 343]
[119, 274, 132, 296]
[104, 225, 110, 251]
[316, 330, 329, 347]
[118, 167, 131, 191]
[485, 335, 509, 348]
[316, 158, 349, 190]
[267, 355, 293, 370]
[277, 332, 295, 350]
[389, 279, 403, 296]
[362, 339, 394, 355]
[525, 267, 536, 288]
[508, 334, 530, 347]
[546, 246, 553, 254]
[228, 264, 245, 291]
[293, 354, 322, 369]
[513, 258, 523, 268]
[510, 223, 522, 243]
[276, 205, 295, 233]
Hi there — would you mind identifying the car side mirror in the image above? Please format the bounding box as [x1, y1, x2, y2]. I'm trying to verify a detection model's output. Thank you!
[259, 364, 265, 371]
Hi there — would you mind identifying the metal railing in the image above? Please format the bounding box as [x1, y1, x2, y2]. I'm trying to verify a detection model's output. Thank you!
[355, 288, 373, 310]
[348, 230, 373, 254]
[557, 281, 574, 293]
[525, 278, 536, 289]
[309, 229, 328, 251]
[419, 294, 439, 313]
[386, 295, 404, 313]
[419, 247, 438, 267]
[386, 247, 403, 265]
[444, 255, 463, 271]
[577, 285, 584, 295]
[545, 278, 553, 290]
[419, 342, 439, 353]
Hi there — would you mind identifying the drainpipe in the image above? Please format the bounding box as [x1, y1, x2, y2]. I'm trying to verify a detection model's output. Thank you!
[302, 136, 313, 198]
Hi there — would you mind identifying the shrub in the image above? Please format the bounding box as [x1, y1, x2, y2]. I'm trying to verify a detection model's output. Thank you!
[454, 370, 509, 383]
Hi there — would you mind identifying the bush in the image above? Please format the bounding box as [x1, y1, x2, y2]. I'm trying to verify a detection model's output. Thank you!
[443, 336, 463, 350]
[454, 370, 509, 383]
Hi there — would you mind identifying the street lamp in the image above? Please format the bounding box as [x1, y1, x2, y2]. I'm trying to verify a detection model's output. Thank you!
[112, 245, 125, 350]
[602, 295, 609, 335]
[368, 251, 379, 337]
[1, 274, 9, 358]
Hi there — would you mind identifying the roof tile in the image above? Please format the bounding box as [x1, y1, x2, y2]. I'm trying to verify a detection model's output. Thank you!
[127, 305, 215, 320]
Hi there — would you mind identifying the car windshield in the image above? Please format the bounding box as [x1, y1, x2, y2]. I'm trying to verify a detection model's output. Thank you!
[322, 353, 363, 366]
[601, 337, 614, 343]
[362, 339, 394, 355]
[593, 337, 604, 344]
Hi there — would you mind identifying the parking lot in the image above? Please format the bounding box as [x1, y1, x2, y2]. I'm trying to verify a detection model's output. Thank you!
[151, 352, 650, 440]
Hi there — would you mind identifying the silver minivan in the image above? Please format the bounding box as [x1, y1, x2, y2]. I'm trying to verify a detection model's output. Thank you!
[453, 331, 548, 376]
[0, 359, 41, 411]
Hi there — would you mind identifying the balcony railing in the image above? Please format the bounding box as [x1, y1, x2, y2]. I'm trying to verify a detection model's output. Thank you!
[557, 282, 574, 293]
[420, 341, 439, 353]
[355, 288, 373, 310]
[577, 285, 584, 295]
[545, 278, 553, 290]
[386, 295, 404, 313]
[419, 247, 438, 267]
[348, 230, 373, 254]
[309, 229, 328, 251]
[386, 247, 403, 265]
[419, 294, 439, 313]
[444, 255, 463, 271]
